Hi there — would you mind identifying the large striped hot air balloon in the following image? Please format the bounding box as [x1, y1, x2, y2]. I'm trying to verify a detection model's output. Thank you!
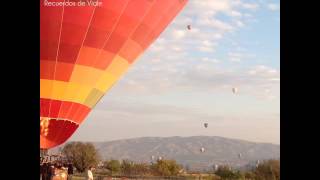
[40, 0, 188, 149]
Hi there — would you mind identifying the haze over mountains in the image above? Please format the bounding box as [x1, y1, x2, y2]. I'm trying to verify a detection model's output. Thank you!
[91, 136, 280, 170]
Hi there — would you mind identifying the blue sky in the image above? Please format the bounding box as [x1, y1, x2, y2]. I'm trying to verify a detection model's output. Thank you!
[70, 0, 280, 144]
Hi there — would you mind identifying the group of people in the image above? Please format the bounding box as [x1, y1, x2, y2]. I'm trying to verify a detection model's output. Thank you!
[40, 161, 95, 180]
[40, 162, 73, 180]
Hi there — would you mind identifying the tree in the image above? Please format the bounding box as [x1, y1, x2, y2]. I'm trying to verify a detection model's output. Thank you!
[62, 142, 100, 172]
[120, 160, 135, 176]
[185, 164, 190, 172]
[215, 165, 242, 180]
[104, 160, 121, 176]
[244, 171, 256, 180]
[132, 163, 150, 176]
[151, 159, 182, 176]
[254, 159, 280, 180]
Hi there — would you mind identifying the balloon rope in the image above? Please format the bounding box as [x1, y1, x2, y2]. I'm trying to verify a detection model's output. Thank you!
[65, 0, 135, 120]
[83, 0, 158, 111]
[53, 4, 98, 143]
[44, 0, 66, 145]
[89, 0, 186, 111]
[47, 0, 66, 122]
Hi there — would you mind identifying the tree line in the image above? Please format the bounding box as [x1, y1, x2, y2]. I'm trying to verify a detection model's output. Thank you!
[61, 142, 279, 180]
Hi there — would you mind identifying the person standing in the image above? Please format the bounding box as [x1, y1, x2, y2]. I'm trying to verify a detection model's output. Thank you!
[86, 166, 94, 180]
[67, 163, 73, 180]
[41, 163, 47, 180]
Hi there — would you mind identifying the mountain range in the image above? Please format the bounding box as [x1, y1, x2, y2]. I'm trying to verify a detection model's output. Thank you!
[90, 136, 280, 170]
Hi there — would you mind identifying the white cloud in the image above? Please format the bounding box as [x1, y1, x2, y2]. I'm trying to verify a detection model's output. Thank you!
[201, 57, 220, 64]
[267, 3, 280, 11]
[241, 3, 260, 10]
[227, 49, 256, 62]
[248, 65, 279, 77]
[190, 0, 232, 13]
[228, 52, 243, 62]
[172, 29, 186, 39]
[67, 0, 279, 145]
[244, 13, 253, 18]
[269, 78, 280, 82]
[198, 40, 216, 52]
[198, 18, 233, 32]
[235, 20, 245, 27]
[229, 10, 242, 17]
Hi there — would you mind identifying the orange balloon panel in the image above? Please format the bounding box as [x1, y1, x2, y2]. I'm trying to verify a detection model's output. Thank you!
[40, 0, 188, 149]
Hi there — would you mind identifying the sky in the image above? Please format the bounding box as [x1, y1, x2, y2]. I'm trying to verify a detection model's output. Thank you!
[70, 0, 280, 145]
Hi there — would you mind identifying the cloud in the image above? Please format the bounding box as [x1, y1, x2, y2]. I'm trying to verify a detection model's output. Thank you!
[143, 0, 260, 68]
[200, 57, 220, 64]
[267, 3, 280, 11]
[172, 29, 186, 39]
[198, 18, 233, 32]
[248, 65, 279, 77]
[235, 20, 245, 27]
[189, 0, 232, 13]
[67, 0, 279, 145]
[228, 51, 255, 62]
[241, 2, 260, 10]
[198, 40, 216, 52]
[73, 98, 280, 144]
[229, 10, 242, 17]
[110, 57, 280, 103]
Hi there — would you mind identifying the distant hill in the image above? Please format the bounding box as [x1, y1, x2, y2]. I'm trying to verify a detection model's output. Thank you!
[50, 136, 279, 170]
[92, 136, 279, 170]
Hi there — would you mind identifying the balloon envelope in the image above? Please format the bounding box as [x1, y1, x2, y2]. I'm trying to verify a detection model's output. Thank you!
[40, 0, 188, 149]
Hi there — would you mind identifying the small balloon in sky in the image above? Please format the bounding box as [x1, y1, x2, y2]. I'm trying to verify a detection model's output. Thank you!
[232, 87, 238, 94]
[200, 147, 205, 153]
[213, 164, 219, 171]
[204, 123, 208, 128]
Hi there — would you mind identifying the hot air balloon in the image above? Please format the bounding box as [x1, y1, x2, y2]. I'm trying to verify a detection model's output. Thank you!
[187, 24, 191, 30]
[200, 147, 205, 153]
[213, 164, 219, 171]
[256, 160, 260, 165]
[204, 123, 208, 128]
[40, 0, 188, 149]
[255, 160, 260, 168]
[232, 87, 238, 94]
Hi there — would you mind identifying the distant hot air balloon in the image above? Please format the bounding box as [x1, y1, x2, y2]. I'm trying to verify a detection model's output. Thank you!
[213, 164, 219, 171]
[204, 123, 208, 128]
[187, 24, 191, 30]
[232, 87, 238, 94]
[256, 160, 260, 168]
[40, 0, 188, 149]
[200, 147, 205, 153]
